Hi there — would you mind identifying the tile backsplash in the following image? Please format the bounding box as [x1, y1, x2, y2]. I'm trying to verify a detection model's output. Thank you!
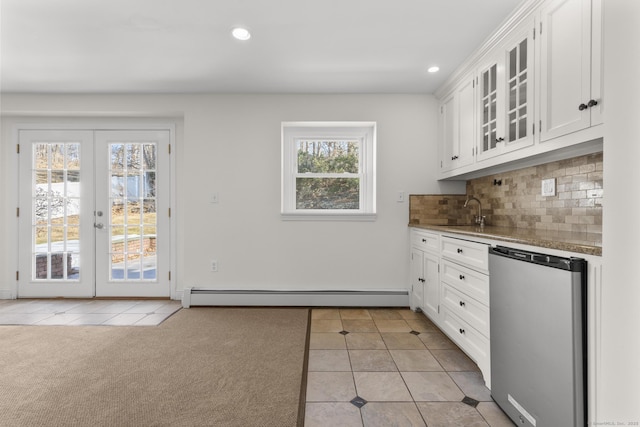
[410, 152, 603, 234]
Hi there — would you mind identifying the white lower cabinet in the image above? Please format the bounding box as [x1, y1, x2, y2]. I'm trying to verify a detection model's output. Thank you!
[439, 236, 491, 389]
[410, 228, 601, 417]
[410, 230, 440, 321]
[441, 282, 490, 337]
[440, 307, 491, 385]
[410, 229, 491, 388]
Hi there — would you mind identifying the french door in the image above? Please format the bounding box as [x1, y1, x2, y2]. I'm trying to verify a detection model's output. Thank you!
[18, 129, 171, 298]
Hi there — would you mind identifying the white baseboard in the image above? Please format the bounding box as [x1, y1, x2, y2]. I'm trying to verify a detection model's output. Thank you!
[182, 288, 409, 308]
[0, 289, 15, 300]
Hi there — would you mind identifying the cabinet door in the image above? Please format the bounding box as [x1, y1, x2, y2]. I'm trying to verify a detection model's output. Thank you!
[477, 55, 503, 160]
[439, 93, 456, 172]
[422, 251, 440, 321]
[589, 0, 603, 127]
[503, 19, 536, 151]
[439, 73, 476, 172]
[539, 0, 593, 142]
[456, 74, 476, 169]
[478, 19, 535, 162]
[410, 248, 425, 311]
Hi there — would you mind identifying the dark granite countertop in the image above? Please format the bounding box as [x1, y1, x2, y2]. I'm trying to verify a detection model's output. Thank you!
[410, 224, 602, 256]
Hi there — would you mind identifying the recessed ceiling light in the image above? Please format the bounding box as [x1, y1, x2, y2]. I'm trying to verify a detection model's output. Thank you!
[232, 27, 251, 41]
[427, 66, 440, 73]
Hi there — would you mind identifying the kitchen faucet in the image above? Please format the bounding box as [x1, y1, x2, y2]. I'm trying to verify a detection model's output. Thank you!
[464, 195, 485, 226]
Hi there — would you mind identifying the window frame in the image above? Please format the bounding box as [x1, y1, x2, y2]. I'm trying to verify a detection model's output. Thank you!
[281, 121, 376, 221]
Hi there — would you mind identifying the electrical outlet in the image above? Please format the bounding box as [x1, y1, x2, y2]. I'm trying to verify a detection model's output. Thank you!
[211, 260, 218, 272]
[397, 191, 405, 203]
[541, 178, 556, 197]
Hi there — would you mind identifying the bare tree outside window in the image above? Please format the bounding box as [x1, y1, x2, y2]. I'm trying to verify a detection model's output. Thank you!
[296, 140, 360, 209]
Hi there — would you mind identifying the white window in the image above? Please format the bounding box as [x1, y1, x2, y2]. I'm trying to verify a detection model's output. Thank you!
[281, 122, 376, 220]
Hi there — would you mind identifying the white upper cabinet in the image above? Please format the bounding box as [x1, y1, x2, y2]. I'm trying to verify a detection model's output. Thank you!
[436, 0, 602, 179]
[438, 71, 476, 172]
[503, 20, 537, 150]
[477, 17, 536, 162]
[538, 0, 603, 142]
[476, 53, 503, 161]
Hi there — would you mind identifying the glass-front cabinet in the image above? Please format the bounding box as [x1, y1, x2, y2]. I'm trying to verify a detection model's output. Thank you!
[477, 18, 536, 161]
[477, 57, 503, 160]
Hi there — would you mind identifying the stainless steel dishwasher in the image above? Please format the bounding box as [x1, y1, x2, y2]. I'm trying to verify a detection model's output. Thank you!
[489, 245, 587, 427]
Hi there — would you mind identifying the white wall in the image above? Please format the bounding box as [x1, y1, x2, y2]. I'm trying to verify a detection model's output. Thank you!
[600, 1, 640, 422]
[1, 93, 465, 297]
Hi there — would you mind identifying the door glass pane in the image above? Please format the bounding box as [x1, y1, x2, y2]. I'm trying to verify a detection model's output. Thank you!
[480, 64, 499, 154]
[31, 142, 81, 280]
[509, 48, 517, 79]
[108, 142, 157, 282]
[490, 65, 496, 91]
[519, 39, 527, 70]
[506, 37, 529, 143]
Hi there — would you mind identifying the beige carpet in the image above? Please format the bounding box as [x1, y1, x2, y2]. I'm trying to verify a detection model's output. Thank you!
[0, 307, 310, 427]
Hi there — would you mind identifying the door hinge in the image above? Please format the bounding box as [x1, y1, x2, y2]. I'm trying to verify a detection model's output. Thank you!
[168, 208, 171, 217]
[539, 120, 542, 132]
[438, 264, 440, 273]
[16, 144, 20, 154]
[168, 144, 171, 154]
[440, 106, 443, 114]
[16, 271, 19, 281]
[168, 271, 171, 281]
[437, 304, 440, 314]
[16, 207, 20, 217]
[540, 22, 543, 34]
[533, 27, 536, 40]
[532, 123, 535, 135]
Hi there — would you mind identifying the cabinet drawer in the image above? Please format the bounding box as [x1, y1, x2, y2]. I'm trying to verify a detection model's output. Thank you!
[441, 236, 489, 273]
[440, 259, 490, 305]
[411, 229, 440, 253]
[441, 283, 489, 337]
[440, 307, 489, 368]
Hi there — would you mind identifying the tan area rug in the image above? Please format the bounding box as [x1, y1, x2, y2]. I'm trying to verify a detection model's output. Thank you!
[0, 307, 310, 427]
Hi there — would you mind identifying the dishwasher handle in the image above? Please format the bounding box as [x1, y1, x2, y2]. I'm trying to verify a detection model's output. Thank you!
[489, 246, 586, 272]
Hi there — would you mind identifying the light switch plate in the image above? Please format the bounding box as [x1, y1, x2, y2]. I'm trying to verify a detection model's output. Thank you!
[541, 178, 556, 197]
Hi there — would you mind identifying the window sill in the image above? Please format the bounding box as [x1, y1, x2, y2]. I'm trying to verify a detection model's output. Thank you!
[281, 212, 377, 222]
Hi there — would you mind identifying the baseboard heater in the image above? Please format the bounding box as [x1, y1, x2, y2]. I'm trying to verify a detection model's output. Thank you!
[181, 288, 409, 308]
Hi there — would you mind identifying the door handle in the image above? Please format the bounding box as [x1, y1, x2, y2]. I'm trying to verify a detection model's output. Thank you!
[94, 223, 104, 229]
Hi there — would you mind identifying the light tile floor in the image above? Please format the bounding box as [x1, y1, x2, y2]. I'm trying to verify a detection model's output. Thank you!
[305, 308, 515, 427]
[0, 299, 182, 326]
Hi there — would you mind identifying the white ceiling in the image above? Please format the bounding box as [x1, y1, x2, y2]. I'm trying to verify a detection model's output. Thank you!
[0, 0, 523, 94]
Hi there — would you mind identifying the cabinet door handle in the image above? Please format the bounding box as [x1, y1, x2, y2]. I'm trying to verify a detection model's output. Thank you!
[422, 238, 427, 243]
[588, 99, 598, 108]
[451, 155, 459, 160]
[495, 137, 504, 142]
[457, 248, 463, 254]
[578, 103, 588, 111]
[459, 301, 466, 307]
[459, 328, 465, 335]
[459, 274, 465, 280]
